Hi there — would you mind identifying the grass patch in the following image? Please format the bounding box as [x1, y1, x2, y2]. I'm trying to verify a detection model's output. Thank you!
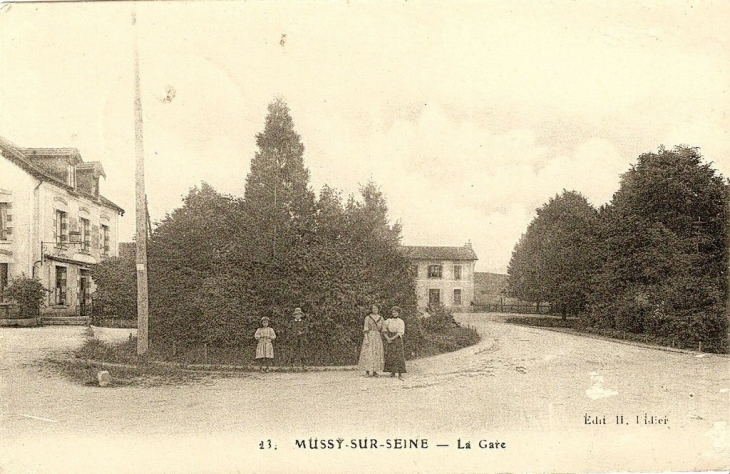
[91, 318, 138, 328]
[42, 357, 214, 387]
[505, 315, 578, 329]
[48, 317, 482, 386]
[48, 336, 347, 387]
[44, 337, 238, 387]
[504, 315, 727, 354]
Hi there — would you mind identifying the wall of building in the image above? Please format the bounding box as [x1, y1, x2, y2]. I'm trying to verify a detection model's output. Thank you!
[0, 157, 37, 278]
[413, 260, 476, 312]
[1, 155, 121, 316]
[36, 182, 120, 314]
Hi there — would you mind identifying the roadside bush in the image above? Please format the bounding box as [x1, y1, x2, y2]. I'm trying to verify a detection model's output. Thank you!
[420, 326, 480, 356]
[421, 303, 457, 333]
[4, 275, 45, 318]
[506, 315, 577, 329]
[91, 256, 136, 321]
[401, 309, 424, 359]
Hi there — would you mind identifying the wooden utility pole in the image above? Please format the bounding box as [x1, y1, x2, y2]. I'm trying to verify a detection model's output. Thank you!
[133, 9, 149, 356]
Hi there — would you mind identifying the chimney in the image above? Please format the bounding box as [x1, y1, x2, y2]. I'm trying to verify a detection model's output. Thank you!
[465, 240, 472, 249]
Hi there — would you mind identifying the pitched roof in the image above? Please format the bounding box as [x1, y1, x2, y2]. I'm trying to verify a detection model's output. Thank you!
[402, 245, 478, 261]
[77, 161, 106, 178]
[17, 147, 83, 165]
[0, 136, 124, 215]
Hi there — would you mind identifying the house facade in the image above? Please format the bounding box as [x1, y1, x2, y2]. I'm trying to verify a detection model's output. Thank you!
[0, 137, 124, 320]
[403, 243, 478, 312]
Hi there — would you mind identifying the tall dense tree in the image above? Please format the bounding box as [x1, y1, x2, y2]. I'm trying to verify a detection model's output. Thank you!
[346, 181, 413, 308]
[507, 190, 600, 317]
[239, 97, 316, 263]
[506, 232, 549, 308]
[590, 146, 728, 348]
[147, 183, 243, 344]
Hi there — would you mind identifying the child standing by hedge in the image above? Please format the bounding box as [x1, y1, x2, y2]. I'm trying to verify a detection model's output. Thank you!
[255, 316, 276, 372]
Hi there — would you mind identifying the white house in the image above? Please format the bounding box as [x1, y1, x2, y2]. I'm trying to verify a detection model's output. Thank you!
[402, 242, 478, 312]
[0, 136, 124, 322]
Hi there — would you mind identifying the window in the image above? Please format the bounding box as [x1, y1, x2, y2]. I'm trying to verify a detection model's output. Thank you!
[428, 264, 442, 279]
[411, 264, 419, 278]
[55, 266, 67, 305]
[429, 289, 440, 305]
[0, 263, 8, 303]
[101, 225, 110, 256]
[0, 202, 11, 240]
[453, 289, 462, 305]
[453, 265, 462, 280]
[80, 218, 90, 252]
[55, 210, 68, 244]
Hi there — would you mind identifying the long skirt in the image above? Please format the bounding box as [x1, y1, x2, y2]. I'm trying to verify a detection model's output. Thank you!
[358, 331, 384, 372]
[256, 339, 274, 359]
[384, 333, 406, 374]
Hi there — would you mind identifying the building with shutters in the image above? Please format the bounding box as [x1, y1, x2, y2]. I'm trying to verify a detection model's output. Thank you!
[402, 242, 478, 312]
[0, 136, 124, 321]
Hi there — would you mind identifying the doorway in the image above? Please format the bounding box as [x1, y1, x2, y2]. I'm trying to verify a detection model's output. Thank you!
[79, 269, 91, 316]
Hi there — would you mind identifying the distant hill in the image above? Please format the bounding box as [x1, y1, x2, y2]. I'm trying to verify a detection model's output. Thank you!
[474, 272, 548, 311]
[473, 272, 528, 305]
[474, 272, 509, 305]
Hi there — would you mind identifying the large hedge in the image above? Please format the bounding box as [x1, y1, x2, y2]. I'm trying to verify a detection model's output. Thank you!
[90, 256, 136, 320]
[145, 99, 420, 364]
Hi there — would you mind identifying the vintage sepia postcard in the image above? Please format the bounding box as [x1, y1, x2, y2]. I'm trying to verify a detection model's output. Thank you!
[0, 1, 728, 473]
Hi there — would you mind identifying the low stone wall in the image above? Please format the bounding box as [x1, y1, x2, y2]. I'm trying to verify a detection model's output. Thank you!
[0, 317, 40, 327]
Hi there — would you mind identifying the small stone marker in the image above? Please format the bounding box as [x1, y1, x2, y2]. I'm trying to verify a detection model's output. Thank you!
[97, 370, 111, 387]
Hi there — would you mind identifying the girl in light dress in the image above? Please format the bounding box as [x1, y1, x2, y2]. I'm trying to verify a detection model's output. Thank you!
[255, 316, 276, 372]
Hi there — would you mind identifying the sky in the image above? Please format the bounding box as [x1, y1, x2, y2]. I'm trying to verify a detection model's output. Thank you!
[1, 0, 728, 273]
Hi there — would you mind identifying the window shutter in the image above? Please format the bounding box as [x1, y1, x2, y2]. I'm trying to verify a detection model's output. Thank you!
[0, 203, 10, 238]
[61, 269, 67, 304]
[92, 225, 100, 252]
[52, 211, 58, 242]
[61, 213, 68, 242]
[76, 272, 81, 312]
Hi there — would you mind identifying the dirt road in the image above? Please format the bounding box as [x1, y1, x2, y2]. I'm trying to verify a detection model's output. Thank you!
[1, 314, 728, 473]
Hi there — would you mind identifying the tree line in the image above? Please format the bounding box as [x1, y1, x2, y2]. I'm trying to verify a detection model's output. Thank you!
[507, 146, 729, 352]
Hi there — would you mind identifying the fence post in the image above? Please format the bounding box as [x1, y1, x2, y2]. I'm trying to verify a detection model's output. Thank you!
[698, 341, 702, 352]
[203, 343, 208, 363]
[172, 340, 176, 357]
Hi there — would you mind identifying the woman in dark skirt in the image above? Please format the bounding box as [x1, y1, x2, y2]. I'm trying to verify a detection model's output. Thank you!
[383, 306, 406, 380]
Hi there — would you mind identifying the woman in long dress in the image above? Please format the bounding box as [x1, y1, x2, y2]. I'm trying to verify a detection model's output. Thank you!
[357, 305, 385, 377]
[383, 306, 406, 380]
[255, 316, 276, 372]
